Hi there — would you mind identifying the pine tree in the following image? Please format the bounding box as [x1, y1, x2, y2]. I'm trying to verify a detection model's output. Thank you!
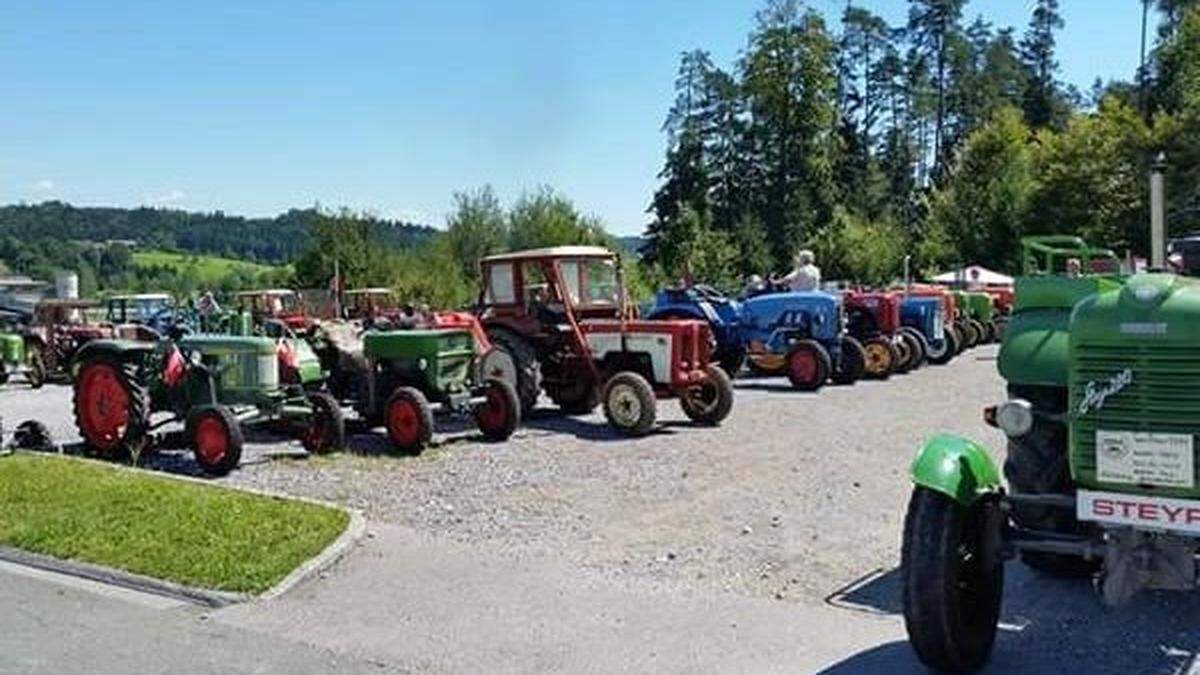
[1020, 0, 1065, 128]
[907, 0, 967, 175]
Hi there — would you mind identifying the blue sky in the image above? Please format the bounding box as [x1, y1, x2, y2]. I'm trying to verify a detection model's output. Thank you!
[1, 1, 1156, 236]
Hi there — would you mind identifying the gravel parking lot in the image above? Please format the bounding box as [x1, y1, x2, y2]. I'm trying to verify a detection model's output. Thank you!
[9, 346, 1200, 673]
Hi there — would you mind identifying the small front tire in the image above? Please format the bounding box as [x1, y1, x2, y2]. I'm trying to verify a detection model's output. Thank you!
[475, 378, 521, 442]
[385, 386, 434, 455]
[784, 340, 831, 391]
[603, 371, 657, 436]
[680, 365, 734, 425]
[188, 405, 244, 476]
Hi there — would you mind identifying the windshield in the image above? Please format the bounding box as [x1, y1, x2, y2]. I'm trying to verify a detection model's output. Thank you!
[582, 259, 619, 306]
[132, 298, 171, 321]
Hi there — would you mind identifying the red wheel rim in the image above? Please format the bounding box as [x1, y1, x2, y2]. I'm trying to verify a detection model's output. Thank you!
[194, 415, 228, 466]
[77, 363, 130, 451]
[387, 397, 421, 446]
[476, 387, 508, 432]
[789, 348, 818, 384]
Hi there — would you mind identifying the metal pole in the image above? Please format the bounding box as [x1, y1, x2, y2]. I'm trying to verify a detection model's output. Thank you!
[903, 255, 912, 293]
[1139, 0, 1150, 119]
[1151, 152, 1167, 269]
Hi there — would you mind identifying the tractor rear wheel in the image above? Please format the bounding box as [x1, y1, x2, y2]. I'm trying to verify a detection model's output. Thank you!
[717, 348, 746, 377]
[73, 352, 149, 459]
[832, 336, 866, 385]
[900, 328, 928, 370]
[902, 487, 1004, 673]
[26, 346, 46, 389]
[486, 327, 542, 416]
[969, 319, 989, 345]
[187, 405, 244, 476]
[680, 365, 734, 425]
[861, 337, 896, 379]
[1003, 385, 1099, 578]
[475, 378, 521, 442]
[549, 372, 601, 415]
[603, 371, 657, 436]
[960, 320, 980, 349]
[784, 340, 831, 391]
[302, 391, 345, 455]
[926, 328, 958, 366]
[385, 386, 434, 455]
[893, 335, 915, 374]
[950, 323, 967, 354]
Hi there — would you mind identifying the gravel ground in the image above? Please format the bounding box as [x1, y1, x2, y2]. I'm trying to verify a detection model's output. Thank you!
[0, 346, 1004, 603]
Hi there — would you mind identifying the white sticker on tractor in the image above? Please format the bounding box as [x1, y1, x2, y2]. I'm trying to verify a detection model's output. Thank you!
[1095, 430, 1194, 489]
[1078, 490, 1200, 535]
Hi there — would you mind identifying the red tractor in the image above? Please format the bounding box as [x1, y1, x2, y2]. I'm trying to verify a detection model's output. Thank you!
[234, 289, 318, 333]
[24, 300, 117, 383]
[476, 246, 734, 436]
[842, 290, 905, 379]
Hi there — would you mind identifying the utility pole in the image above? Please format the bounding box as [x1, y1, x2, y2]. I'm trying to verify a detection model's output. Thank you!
[1151, 152, 1167, 269]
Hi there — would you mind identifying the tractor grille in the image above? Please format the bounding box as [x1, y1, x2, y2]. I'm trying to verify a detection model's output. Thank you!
[1071, 342, 1200, 493]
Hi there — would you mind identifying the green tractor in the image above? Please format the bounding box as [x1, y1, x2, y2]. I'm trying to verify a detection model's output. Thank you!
[954, 290, 998, 347]
[347, 327, 520, 454]
[0, 330, 46, 388]
[899, 235, 1169, 671]
[72, 335, 344, 476]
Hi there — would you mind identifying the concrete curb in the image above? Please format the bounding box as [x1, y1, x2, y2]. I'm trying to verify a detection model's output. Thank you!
[1, 451, 367, 607]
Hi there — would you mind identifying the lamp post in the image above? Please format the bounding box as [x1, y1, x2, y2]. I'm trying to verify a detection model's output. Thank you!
[1151, 151, 1167, 269]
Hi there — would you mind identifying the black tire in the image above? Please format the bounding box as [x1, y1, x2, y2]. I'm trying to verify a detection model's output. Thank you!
[12, 420, 52, 451]
[475, 378, 521, 441]
[902, 487, 1004, 673]
[384, 386, 434, 455]
[602, 371, 657, 436]
[549, 374, 601, 415]
[680, 365, 734, 425]
[950, 323, 967, 354]
[960, 320, 980, 349]
[832, 336, 866, 385]
[0, 371, 8, 386]
[969, 319, 989, 345]
[486, 327, 542, 416]
[187, 405, 244, 476]
[784, 340, 831, 391]
[900, 328, 928, 370]
[927, 327, 958, 366]
[860, 337, 897, 379]
[893, 334, 915, 374]
[1003, 385, 1099, 577]
[302, 391, 345, 455]
[72, 352, 150, 460]
[717, 348, 746, 377]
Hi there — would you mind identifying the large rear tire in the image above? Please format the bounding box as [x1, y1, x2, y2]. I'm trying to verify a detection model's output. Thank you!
[785, 340, 831, 391]
[680, 365, 734, 425]
[73, 353, 149, 459]
[1003, 385, 1099, 577]
[900, 328, 928, 370]
[602, 371, 657, 436]
[486, 327, 542, 416]
[187, 405, 244, 476]
[832, 336, 866, 385]
[902, 487, 1004, 673]
[861, 337, 897, 379]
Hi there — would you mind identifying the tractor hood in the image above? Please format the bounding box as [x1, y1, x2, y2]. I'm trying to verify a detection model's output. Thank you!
[178, 334, 277, 356]
[740, 292, 840, 322]
[1071, 273, 1200, 346]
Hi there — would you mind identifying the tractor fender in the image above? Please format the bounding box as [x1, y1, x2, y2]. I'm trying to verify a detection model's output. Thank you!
[910, 434, 1002, 505]
[73, 339, 154, 363]
[647, 304, 711, 324]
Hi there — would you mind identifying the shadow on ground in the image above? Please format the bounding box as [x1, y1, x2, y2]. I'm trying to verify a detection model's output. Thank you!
[821, 563, 1200, 674]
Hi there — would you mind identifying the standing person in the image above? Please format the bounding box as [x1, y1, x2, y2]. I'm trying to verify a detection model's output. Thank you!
[779, 249, 821, 292]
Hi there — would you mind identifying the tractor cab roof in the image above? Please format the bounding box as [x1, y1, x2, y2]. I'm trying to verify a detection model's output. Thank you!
[480, 246, 615, 264]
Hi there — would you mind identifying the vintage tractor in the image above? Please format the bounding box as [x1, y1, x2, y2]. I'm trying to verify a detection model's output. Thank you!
[105, 293, 181, 339]
[477, 246, 734, 435]
[900, 236, 1144, 671]
[346, 328, 520, 453]
[0, 328, 45, 388]
[342, 288, 402, 324]
[234, 289, 318, 333]
[898, 295, 954, 368]
[645, 284, 746, 375]
[901, 285, 965, 355]
[841, 290, 904, 379]
[648, 283, 865, 390]
[953, 290, 999, 346]
[72, 334, 343, 476]
[24, 299, 116, 383]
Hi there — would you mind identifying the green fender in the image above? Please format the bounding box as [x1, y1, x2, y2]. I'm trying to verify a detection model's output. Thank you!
[910, 434, 1002, 505]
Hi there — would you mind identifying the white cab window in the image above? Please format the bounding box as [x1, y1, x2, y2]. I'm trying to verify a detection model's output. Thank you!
[488, 263, 515, 304]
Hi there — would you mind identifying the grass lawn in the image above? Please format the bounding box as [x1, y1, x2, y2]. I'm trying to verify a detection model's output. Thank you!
[0, 454, 348, 593]
[132, 249, 289, 284]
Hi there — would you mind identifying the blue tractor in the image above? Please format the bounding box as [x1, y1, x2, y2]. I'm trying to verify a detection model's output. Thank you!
[647, 285, 865, 391]
[898, 296, 956, 367]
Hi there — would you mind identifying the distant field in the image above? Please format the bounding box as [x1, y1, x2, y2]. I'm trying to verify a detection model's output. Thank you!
[133, 249, 288, 283]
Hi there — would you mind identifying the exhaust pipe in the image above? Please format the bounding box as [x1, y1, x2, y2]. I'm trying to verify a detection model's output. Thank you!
[1151, 152, 1167, 270]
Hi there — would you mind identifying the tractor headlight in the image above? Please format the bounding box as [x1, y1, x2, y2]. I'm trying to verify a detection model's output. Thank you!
[995, 399, 1034, 437]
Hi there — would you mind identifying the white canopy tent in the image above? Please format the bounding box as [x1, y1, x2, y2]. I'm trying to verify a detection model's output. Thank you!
[931, 265, 1014, 287]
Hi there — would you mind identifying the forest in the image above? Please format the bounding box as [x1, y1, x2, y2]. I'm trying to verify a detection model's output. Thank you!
[2, 0, 1198, 304]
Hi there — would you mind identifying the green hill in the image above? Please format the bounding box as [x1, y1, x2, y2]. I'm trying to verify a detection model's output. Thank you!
[132, 249, 288, 285]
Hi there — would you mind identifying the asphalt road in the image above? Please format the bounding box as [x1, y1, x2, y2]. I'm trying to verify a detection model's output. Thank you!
[4, 346, 1200, 673]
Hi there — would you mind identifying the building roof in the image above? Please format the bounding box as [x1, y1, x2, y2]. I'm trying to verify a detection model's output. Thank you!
[481, 246, 615, 264]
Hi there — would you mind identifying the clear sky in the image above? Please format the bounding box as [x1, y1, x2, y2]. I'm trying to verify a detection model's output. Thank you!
[1, 1, 1157, 236]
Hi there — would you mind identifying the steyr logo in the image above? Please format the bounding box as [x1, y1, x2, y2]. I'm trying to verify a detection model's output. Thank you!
[1077, 368, 1134, 416]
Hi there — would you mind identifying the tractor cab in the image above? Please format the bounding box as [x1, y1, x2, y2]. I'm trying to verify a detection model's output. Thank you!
[343, 288, 400, 322]
[1021, 235, 1122, 276]
[479, 246, 624, 336]
[234, 289, 314, 332]
[106, 293, 176, 339]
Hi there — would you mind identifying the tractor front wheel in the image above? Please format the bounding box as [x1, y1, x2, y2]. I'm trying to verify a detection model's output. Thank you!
[900, 328, 928, 370]
[73, 353, 149, 459]
[603, 371, 657, 436]
[902, 487, 1004, 673]
[861, 337, 896, 379]
[302, 391, 345, 455]
[784, 340, 831, 391]
[187, 405, 244, 476]
[969, 319, 990, 345]
[385, 386, 434, 455]
[475, 378, 521, 442]
[680, 365, 734, 425]
[832, 336, 866, 385]
[26, 346, 46, 389]
[960, 320, 980, 349]
[926, 328, 958, 366]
